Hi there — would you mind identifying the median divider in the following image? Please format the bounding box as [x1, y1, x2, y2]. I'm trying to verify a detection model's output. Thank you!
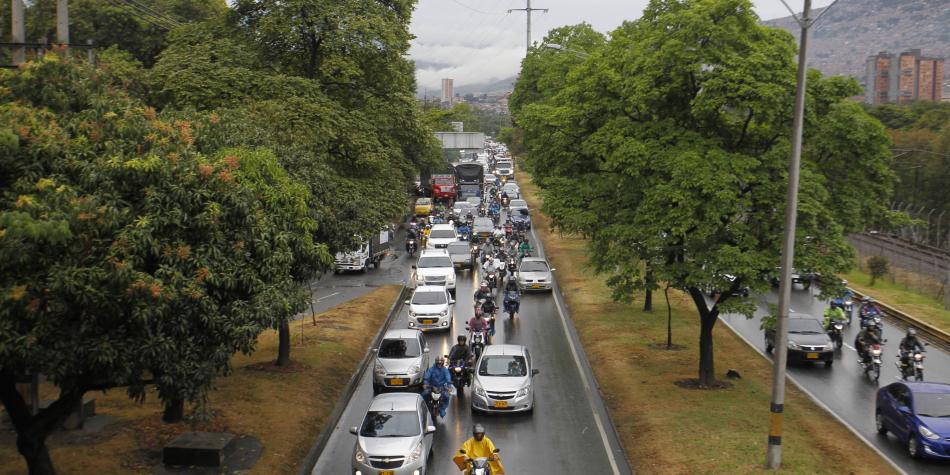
[848, 288, 950, 352]
[297, 285, 409, 475]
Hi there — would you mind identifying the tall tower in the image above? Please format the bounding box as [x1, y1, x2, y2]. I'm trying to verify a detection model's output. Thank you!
[441, 78, 454, 107]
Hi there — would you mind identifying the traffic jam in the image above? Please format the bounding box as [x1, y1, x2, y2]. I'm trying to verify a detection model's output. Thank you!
[347, 142, 548, 475]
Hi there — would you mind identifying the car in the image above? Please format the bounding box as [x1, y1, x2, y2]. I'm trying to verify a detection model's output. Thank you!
[876, 382, 950, 460]
[471, 344, 539, 414]
[406, 285, 455, 332]
[466, 196, 482, 208]
[373, 329, 430, 393]
[516, 257, 554, 292]
[472, 217, 494, 238]
[764, 315, 834, 366]
[414, 198, 433, 216]
[426, 224, 458, 249]
[508, 199, 528, 214]
[447, 241, 474, 270]
[501, 183, 520, 199]
[510, 208, 531, 229]
[411, 249, 457, 294]
[452, 201, 475, 218]
[350, 393, 436, 475]
[483, 173, 497, 185]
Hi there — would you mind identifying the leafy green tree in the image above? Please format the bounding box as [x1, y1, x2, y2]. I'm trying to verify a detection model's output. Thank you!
[0, 54, 321, 473]
[512, 0, 897, 386]
[867, 256, 889, 285]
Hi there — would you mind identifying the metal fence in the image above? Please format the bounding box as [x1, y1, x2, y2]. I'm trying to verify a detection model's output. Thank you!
[888, 202, 950, 250]
[848, 232, 950, 309]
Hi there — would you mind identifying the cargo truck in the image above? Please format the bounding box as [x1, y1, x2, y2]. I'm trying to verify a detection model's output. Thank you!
[334, 227, 394, 273]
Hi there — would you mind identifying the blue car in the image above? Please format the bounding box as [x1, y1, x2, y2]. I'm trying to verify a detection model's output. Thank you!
[510, 208, 531, 229]
[876, 382, 950, 460]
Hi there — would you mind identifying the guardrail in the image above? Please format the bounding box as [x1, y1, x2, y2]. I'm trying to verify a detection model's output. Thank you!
[848, 288, 950, 352]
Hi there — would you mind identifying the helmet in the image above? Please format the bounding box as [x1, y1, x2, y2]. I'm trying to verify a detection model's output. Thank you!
[472, 423, 485, 439]
[457, 335, 467, 344]
[480, 281, 488, 288]
[435, 356, 445, 366]
[907, 328, 917, 337]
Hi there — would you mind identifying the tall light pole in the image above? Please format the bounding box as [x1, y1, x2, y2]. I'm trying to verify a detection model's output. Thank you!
[508, 0, 548, 55]
[767, 0, 839, 469]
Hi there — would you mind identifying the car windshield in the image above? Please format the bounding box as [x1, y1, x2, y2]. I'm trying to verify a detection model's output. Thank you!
[455, 203, 473, 211]
[412, 291, 446, 306]
[479, 355, 527, 377]
[788, 319, 824, 334]
[447, 243, 470, 254]
[417, 256, 452, 268]
[429, 230, 456, 239]
[378, 338, 422, 358]
[359, 411, 420, 438]
[510, 200, 527, 208]
[914, 392, 950, 417]
[474, 219, 493, 228]
[520, 261, 549, 272]
[417, 199, 431, 205]
[467, 198, 481, 205]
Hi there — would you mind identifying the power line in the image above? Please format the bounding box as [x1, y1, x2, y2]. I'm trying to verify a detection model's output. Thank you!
[124, 0, 183, 27]
[105, 0, 178, 30]
[449, 0, 504, 15]
[507, 0, 548, 55]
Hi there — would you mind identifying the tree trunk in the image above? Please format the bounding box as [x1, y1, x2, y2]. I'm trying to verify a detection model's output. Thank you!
[276, 320, 291, 367]
[162, 399, 184, 423]
[664, 286, 673, 349]
[687, 287, 719, 386]
[17, 435, 56, 475]
[644, 288, 653, 312]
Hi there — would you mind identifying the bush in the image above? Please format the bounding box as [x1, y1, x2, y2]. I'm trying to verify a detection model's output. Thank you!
[867, 256, 889, 285]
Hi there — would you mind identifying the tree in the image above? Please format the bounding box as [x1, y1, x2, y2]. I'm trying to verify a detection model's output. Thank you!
[0, 53, 321, 473]
[511, 0, 897, 386]
[867, 256, 889, 285]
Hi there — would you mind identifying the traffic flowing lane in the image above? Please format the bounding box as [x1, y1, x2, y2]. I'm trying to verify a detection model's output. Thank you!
[311, 216, 632, 474]
[721, 286, 950, 474]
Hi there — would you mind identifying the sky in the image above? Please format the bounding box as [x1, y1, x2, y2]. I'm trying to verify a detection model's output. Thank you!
[410, 0, 837, 91]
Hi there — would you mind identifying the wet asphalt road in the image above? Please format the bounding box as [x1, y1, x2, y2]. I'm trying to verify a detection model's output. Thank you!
[310, 210, 632, 475]
[721, 286, 950, 474]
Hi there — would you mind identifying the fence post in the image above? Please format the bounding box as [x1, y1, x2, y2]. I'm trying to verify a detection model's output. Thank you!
[945, 269, 950, 311]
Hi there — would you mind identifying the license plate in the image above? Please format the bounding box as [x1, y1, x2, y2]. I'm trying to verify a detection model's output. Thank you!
[381, 471, 394, 475]
[422, 319, 434, 325]
[806, 352, 818, 359]
[531, 284, 540, 289]
[493, 401, 508, 408]
[389, 378, 404, 386]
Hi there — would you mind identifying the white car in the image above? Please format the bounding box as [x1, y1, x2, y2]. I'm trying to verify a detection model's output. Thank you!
[411, 249, 457, 294]
[373, 329, 430, 393]
[509, 199, 528, 214]
[426, 223, 458, 249]
[350, 393, 436, 475]
[471, 344, 539, 414]
[501, 183, 520, 199]
[406, 286, 454, 332]
[516, 257, 554, 292]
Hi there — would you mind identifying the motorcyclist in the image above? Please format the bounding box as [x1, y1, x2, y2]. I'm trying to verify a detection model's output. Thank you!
[500, 192, 510, 207]
[457, 221, 472, 240]
[422, 356, 453, 418]
[823, 305, 846, 331]
[854, 326, 882, 364]
[481, 298, 498, 337]
[492, 225, 505, 241]
[453, 424, 504, 475]
[449, 335, 471, 363]
[474, 282, 492, 302]
[900, 328, 926, 354]
[859, 296, 881, 318]
[468, 310, 491, 345]
[518, 239, 533, 259]
[503, 284, 520, 317]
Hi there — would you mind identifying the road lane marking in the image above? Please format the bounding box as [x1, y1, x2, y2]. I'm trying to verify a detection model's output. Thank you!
[316, 291, 340, 302]
[531, 226, 623, 475]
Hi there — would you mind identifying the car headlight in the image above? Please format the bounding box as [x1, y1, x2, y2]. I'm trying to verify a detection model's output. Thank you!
[516, 386, 529, 398]
[919, 425, 940, 441]
[409, 310, 416, 317]
[474, 383, 486, 397]
[414, 274, 425, 282]
[788, 341, 800, 349]
[440, 310, 448, 316]
[354, 445, 366, 463]
[405, 441, 424, 464]
[408, 363, 421, 374]
[374, 361, 386, 376]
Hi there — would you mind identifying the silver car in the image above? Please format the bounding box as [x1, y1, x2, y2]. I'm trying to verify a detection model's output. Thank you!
[373, 329, 430, 394]
[406, 286, 455, 332]
[501, 183, 520, 199]
[516, 257, 555, 292]
[471, 344, 539, 414]
[508, 199, 528, 214]
[472, 217, 494, 239]
[350, 393, 436, 475]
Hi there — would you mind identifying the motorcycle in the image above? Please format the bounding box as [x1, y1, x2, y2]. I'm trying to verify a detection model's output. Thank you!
[503, 290, 520, 319]
[844, 299, 854, 323]
[827, 320, 845, 349]
[485, 270, 498, 291]
[860, 314, 884, 333]
[406, 238, 418, 257]
[859, 343, 884, 383]
[896, 350, 926, 381]
[469, 329, 487, 360]
[457, 449, 501, 475]
[450, 359, 471, 396]
[425, 385, 448, 420]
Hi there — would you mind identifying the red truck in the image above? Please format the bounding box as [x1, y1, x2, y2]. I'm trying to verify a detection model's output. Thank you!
[431, 174, 456, 204]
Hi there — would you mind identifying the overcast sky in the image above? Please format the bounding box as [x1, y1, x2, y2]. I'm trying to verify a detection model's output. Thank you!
[410, 0, 836, 90]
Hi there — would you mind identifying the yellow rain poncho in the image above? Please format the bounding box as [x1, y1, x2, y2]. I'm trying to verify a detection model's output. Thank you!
[452, 436, 505, 474]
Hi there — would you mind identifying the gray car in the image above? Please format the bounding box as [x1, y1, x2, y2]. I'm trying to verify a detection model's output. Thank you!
[764, 315, 834, 367]
[471, 344, 539, 414]
[516, 257, 555, 292]
[472, 217, 494, 239]
[373, 329, 430, 393]
[350, 393, 436, 475]
[447, 241, 474, 270]
[508, 199, 528, 214]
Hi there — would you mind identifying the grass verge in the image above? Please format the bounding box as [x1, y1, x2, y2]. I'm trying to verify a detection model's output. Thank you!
[0, 284, 401, 475]
[843, 265, 950, 334]
[518, 172, 897, 475]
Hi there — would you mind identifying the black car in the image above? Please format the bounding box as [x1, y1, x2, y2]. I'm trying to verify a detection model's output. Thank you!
[765, 316, 834, 367]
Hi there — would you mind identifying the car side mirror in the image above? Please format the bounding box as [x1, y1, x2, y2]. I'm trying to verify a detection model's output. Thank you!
[898, 406, 912, 416]
[349, 426, 359, 435]
[550, 268, 556, 272]
[411, 265, 417, 269]
[425, 425, 437, 434]
[404, 299, 411, 305]
[371, 348, 378, 353]
[532, 369, 540, 376]
[449, 299, 456, 304]
[423, 347, 430, 353]
[493, 448, 500, 454]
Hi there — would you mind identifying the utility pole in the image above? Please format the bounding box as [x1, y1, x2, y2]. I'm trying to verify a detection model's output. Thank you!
[767, 0, 839, 469]
[11, 0, 25, 64]
[57, 0, 69, 47]
[508, 0, 548, 55]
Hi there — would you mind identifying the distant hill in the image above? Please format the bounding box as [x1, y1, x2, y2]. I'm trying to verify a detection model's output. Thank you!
[763, 0, 950, 85]
[416, 76, 516, 99]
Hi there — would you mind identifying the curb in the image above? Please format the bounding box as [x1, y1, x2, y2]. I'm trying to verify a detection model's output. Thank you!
[847, 287, 950, 352]
[718, 317, 909, 475]
[297, 286, 409, 475]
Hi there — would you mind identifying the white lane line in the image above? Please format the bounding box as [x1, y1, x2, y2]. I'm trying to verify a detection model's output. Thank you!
[316, 291, 341, 302]
[531, 226, 623, 475]
[843, 343, 856, 351]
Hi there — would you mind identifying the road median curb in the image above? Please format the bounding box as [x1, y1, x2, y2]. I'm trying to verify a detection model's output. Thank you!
[297, 285, 409, 475]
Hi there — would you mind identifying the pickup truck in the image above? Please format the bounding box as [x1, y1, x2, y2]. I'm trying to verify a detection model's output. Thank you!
[334, 228, 394, 273]
[431, 174, 457, 203]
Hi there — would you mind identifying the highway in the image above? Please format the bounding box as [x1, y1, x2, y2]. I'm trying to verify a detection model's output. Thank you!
[721, 286, 950, 474]
[310, 209, 633, 474]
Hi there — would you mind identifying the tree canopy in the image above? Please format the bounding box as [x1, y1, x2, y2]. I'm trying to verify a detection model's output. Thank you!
[510, 0, 898, 386]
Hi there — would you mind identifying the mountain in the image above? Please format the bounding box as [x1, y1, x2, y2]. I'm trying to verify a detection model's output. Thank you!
[763, 0, 950, 84]
[416, 76, 516, 99]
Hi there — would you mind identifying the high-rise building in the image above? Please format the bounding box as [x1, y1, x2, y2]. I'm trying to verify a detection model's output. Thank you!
[440, 78, 454, 107]
[865, 50, 944, 105]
